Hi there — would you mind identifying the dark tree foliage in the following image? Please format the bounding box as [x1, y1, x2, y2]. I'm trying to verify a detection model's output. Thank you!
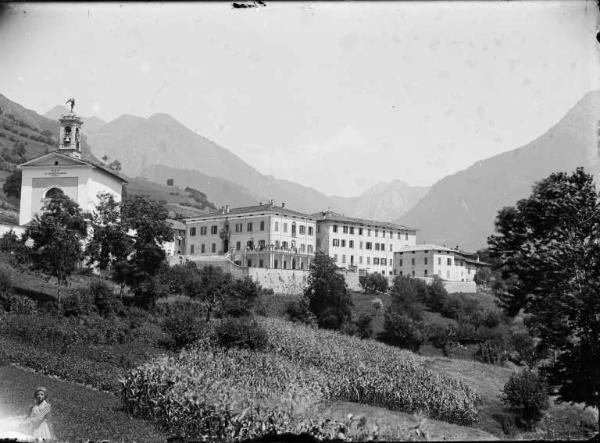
[424, 275, 448, 311]
[114, 195, 174, 306]
[86, 193, 133, 272]
[304, 251, 353, 330]
[501, 369, 549, 429]
[378, 311, 425, 352]
[25, 195, 88, 303]
[488, 167, 600, 432]
[389, 276, 425, 321]
[359, 272, 388, 293]
[2, 169, 21, 199]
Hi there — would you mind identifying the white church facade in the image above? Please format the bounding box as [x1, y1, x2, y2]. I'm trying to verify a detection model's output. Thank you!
[17, 109, 126, 226]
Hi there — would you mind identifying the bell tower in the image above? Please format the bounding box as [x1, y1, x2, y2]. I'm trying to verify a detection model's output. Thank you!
[58, 98, 83, 159]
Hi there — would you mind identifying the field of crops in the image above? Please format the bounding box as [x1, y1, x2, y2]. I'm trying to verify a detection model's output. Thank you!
[121, 318, 481, 441]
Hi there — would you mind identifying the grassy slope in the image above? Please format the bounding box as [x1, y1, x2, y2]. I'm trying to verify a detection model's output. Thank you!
[0, 364, 165, 442]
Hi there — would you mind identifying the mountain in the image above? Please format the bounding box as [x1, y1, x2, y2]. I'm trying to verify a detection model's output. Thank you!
[44, 105, 107, 134]
[85, 112, 427, 218]
[329, 180, 430, 222]
[396, 91, 600, 251]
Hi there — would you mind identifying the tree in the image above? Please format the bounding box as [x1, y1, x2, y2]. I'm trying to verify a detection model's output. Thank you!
[3, 169, 22, 200]
[359, 272, 388, 293]
[25, 195, 88, 304]
[115, 195, 174, 306]
[488, 167, 600, 432]
[86, 193, 133, 272]
[501, 369, 549, 429]
[304, 251, 353, 330]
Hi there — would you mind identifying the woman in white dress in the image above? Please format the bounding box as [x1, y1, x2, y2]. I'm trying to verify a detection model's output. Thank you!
[22, 387, 56, 441]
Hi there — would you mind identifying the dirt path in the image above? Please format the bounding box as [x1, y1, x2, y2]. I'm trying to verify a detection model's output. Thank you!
[0, 364, 166, 442]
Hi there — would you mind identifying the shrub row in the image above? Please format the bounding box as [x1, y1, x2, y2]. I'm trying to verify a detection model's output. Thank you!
[259, 317, 481, 425]
[0, 336, 122, 392]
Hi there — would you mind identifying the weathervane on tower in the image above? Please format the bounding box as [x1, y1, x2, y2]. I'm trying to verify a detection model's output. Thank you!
[65, 97, 76, 113]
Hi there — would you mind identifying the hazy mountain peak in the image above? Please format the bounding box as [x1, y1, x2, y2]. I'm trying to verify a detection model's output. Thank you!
[44, 105, 70, 120]
[147, 113, 181, 125]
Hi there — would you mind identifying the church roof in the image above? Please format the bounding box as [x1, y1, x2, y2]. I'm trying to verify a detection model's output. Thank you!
[18, 152, 128, 184]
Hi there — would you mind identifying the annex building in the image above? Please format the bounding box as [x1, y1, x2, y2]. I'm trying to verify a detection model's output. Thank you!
[393, 244, 489, 282]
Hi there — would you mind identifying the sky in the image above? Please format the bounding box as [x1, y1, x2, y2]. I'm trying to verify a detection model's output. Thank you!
[0, 1, 598, 197]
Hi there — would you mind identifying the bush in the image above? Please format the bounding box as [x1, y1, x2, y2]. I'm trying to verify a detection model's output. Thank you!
[359, 273, 388, 293]
[371, 297, 383, 311]
[378, 310, 425, 352]
[1, 293, 37, 314]
[212, 316, 268, 351]
[424, 276, 448, 312]
[60, 290, 95, 317]
[354, 314, 373, 339]
[511, 332, 541, 368]
[220, 277, 261, 318]
[87, 279, 122, 317]
[389, 276, 425, 321]
[285, 297, 317, 326]
[473, 325, 512, 365]
[501, 369, 549, 428]
[427, 321, 456, 357]
[162, 304, 207, 350]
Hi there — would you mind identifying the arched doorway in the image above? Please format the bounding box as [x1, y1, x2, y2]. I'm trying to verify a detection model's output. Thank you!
[45, 187, 65, 199]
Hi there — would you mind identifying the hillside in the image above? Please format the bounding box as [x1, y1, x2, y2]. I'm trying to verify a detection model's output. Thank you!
[397, 91, 600, 251]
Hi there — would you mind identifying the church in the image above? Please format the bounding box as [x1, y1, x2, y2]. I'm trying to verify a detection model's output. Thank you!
[17, 104, 127, 226]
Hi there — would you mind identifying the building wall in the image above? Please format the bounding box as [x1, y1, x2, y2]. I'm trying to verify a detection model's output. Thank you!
[185, 211, 316, 268]
[394, 249, 477, 282]
[316, 220, 417, 276]
[19, 166, 122, 226]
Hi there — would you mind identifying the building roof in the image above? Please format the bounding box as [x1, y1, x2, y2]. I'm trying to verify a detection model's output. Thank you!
[19, 152, 128, 184]
[185, 202, 315, 222]
[166, 218, 187, 230]
[396, 243, 476, 256]
[311, 210, 417, 232]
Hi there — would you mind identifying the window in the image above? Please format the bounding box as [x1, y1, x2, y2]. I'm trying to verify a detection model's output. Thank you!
[307, 245, 313, 253]
[258, 239, 266, 248]
[381, 258, 387, 266]
[211, 225, 218, 235]
[200, 226, 207, 235]
[375, 229, 378, 237]
[282, 241, 288, 249]
[247, 240, 254, 249]
[400, 270, 403, 276]
[190, 244, 195, 254]
[424, 257, 428, 265]
[447, 258, 452, 265]
[397, 232, 401, 239]
[333, 225, 338, 233]
[283, 260, 287, 269]
[343, 226, 348, 234]
[299, 225, 305, 234]
[375, 243, 380, 251]
[389, 244, 393, 251]
[359, 228, 363, 235]
[380, 243, 385, 250]
[235, 223, 242, 232]
[259, 259, 264, 267]
[300, 244, 306, 253]
[405, 233, 409, 240]
[412, 270, 416, 277]
[260, 221, 265, 231]
[359, 256, 363, 264]
[349, 240, 354, 248]
[368, 229, 371, 236]
[236, 241, 241, 250]
[247, 222, 253, 232]
[283, 223, 288, 233]
[274, 260, 278, 269]
[438, 257, 441, 265]
[247, 259, 252, 267]
[411, 258, 415, 266]
[373, 258, 379, 265]
[190, 227, 196, 236]
[211, 243, 216, 253]
[274, 221, 279, 231]
[367, 257, 371, 265]
[389, 259, 393, 267]
[349, 227, 354, 234]
[366, 242, 372, 250]
[201, 244, 205, 253]
[308, 226, 314, 235]
[359, 241, 363, 249]
[332, 239, 340, 247]
[399, 259, 403, 266]
[342, 255, 346, 263]
[341, 239, 346, 247]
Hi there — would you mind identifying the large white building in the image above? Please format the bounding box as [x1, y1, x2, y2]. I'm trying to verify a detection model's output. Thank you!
[184, 202, 317, 270]
[393, 244, 488, 282]
[312, 210, 417, 276]
[18, 111, 126, 226]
